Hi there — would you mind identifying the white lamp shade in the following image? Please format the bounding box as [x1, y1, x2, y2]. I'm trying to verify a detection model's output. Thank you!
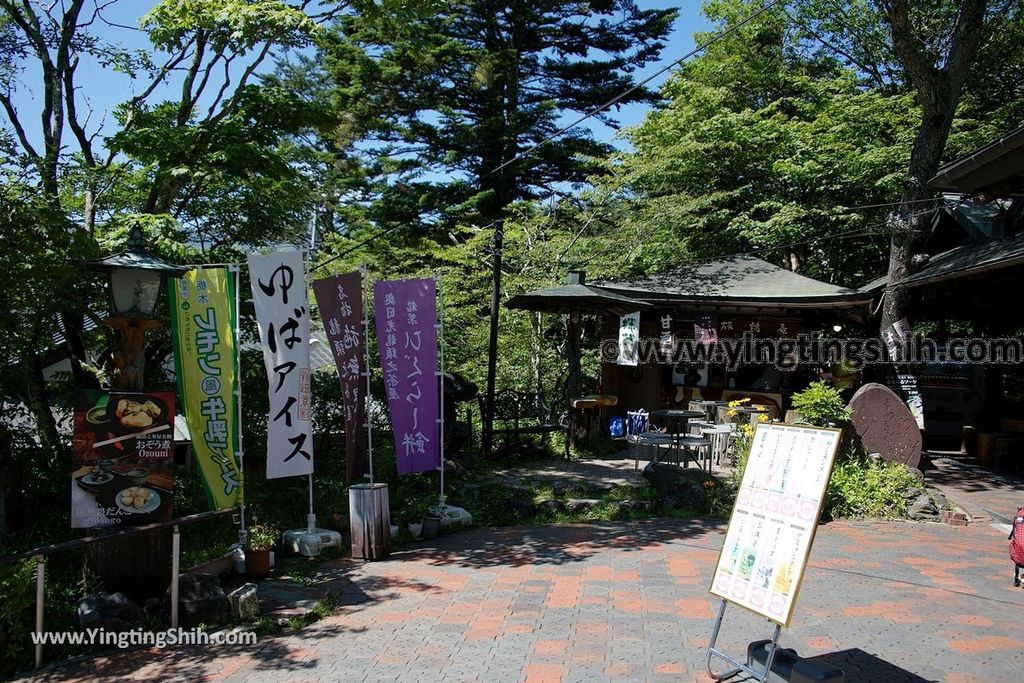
[110, 268, 162, 317]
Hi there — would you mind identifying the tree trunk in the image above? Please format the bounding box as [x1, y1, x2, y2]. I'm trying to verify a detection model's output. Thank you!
[24, 353, 63, 466]
[878, 0, 990, 337]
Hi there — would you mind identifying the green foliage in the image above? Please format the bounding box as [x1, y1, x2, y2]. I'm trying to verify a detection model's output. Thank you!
[0, 554, 103, 677]
[142, 0, 319, 52]
[247, 522, 282, 551]
[790, 381, 850, 426]
[0, 559, 35, 674]
[287, 0, 675, 233]
[253, 616, 280, 636]
[826, 450, 920, 519]
[596, 17, 919, 284]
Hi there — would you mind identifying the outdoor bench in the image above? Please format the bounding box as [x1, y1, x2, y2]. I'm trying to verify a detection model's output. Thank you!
[488, 389, 568, 458]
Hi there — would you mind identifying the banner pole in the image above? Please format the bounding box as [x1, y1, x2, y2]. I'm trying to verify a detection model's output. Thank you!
[230, 264, 246, 539]
[304, 250, 316, 533]
[436, 276, 446, 508]
[362, 266, 374, 485]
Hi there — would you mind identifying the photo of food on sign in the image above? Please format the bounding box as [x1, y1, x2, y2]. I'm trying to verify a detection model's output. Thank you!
[71, 390, 175, 528]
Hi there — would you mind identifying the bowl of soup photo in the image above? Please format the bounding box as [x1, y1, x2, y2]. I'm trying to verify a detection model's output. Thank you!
[125, 467, 149, 485]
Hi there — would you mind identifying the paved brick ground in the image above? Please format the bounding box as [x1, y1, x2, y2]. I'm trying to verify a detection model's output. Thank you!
[24, 518, 1024, 682]
[925, 456, 1024, 525]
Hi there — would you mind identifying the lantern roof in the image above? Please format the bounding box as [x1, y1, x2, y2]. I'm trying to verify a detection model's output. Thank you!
[85, 226, 191, 277]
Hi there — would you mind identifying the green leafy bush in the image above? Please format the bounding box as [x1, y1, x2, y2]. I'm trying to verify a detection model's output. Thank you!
[826, 450, 920, 518]
[247, 522, 282, 551]
[790, 381, 850, 426]
[0, 559, 36, 675]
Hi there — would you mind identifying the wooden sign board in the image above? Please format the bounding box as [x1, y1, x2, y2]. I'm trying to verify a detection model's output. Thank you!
[710, 422, 842, 626]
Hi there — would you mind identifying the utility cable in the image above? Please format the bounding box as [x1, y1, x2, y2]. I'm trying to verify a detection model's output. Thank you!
[486, 0, 788, 179]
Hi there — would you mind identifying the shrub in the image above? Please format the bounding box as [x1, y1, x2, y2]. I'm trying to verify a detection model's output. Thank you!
[790, 381, 850, 427]
[247, 522, 281, 551]
[825, 449, 920, 518]
[0, 559, 35, 675]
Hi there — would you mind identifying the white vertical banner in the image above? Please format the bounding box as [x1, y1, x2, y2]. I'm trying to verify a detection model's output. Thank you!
[248, 250, 314, 479]
[618, 311, 640, 366]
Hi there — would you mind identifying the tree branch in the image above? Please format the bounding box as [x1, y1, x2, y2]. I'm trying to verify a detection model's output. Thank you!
[0, 91, 42, 161]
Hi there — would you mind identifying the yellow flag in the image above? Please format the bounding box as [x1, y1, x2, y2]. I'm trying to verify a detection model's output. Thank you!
[169, 267, 243, 509]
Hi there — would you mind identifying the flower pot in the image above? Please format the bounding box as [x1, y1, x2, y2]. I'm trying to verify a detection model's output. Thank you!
[420, 515, 441, 540]
[247, 549, 271, 578]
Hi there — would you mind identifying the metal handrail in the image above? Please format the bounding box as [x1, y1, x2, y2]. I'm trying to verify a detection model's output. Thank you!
[2, 507, 241, 669]
[0, 507, 238, 564]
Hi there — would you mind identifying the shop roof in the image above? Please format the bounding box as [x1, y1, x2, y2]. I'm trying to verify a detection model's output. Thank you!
[506, 282, 653, 314]
[888, 232, 1024, 290]
[594, 254, 872, 307]
[929, 124, 1024, 197]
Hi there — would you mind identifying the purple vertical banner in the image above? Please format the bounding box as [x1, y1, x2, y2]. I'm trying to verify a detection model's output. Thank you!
[373, 278, 439, 476]
[312, 272, 367, 484]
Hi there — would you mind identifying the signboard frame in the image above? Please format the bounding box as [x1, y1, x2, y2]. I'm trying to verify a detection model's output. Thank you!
[709, 421, 842, 627]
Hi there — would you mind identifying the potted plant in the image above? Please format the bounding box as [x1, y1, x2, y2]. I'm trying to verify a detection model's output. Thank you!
[420, 503, 445, 540]
[246, 523, 280, 578]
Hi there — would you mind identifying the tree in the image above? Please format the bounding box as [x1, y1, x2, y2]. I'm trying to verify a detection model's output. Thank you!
[0, 0, 336, 535]
[791, 0, 1012, 334]
[292, 1, 675, 453]
[299, 0, 676, 234]
[580, 0, 920, 286]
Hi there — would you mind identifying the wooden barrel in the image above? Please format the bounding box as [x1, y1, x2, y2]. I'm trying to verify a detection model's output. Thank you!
[349, 484, 390, 561]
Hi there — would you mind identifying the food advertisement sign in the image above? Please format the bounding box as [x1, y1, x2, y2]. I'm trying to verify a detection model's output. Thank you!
[709, 423, 841, 626]
[71, 391, 175, 528]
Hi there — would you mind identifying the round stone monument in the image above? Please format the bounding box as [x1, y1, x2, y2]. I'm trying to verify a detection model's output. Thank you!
[848, 383, 923, 469]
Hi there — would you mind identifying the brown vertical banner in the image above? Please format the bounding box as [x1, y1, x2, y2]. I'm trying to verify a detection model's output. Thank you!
[313, 272, 367, 483]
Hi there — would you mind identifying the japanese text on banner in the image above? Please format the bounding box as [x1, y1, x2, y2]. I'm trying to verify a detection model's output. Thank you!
[248, 251, 314, 479]
[312, 272, 367, 483]
[373, 278, 439, 476]
[169, 267, 243, 508]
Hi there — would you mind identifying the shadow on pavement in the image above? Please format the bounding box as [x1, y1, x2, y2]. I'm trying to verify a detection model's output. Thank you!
[390, 517, 726, 569]
[808, 648, 934, 683]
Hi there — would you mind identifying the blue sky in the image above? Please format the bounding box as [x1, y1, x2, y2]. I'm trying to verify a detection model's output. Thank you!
[7, 1, 712, 154]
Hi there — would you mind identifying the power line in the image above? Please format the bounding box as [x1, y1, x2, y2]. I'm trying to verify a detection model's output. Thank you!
[314, 1, 789, 268]
[487, 0, 788, 178]
[311, 224, 403, 273]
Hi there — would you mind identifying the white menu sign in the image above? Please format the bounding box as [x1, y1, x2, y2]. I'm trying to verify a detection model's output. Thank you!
[710, 423, 841, 626]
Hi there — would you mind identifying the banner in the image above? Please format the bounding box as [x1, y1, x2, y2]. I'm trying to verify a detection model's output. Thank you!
[249, 250, 314, 479]
[695, 311, 718, 344]
[312, 272, 367, 484]
[71, 390, 175, 528]
[882, 318, 924, 429]
[617, 311, 640, 365]
[169, 267, 243, 508]
[373, 278, 439, 476]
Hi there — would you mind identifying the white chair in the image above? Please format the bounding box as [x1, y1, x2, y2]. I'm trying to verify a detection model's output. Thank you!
[703, 425, 736, 467]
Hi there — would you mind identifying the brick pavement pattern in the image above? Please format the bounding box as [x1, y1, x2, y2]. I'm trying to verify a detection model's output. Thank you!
[24, 519, 1024, 682]
[926, 457, 1024, 525]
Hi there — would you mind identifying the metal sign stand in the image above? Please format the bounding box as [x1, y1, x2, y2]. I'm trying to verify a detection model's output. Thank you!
[282, 250, 341, 556]
[436, 276, 446, 510]
[706, 598, 781, 682]
[362, 266, 374, 484]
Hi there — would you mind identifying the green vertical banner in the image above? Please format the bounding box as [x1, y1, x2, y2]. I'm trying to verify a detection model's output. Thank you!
[169, 267, 243, 508]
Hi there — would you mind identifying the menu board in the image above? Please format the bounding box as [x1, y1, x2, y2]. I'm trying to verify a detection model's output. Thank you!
[71, 390, 175, 528]
[710, 423, 841, 626]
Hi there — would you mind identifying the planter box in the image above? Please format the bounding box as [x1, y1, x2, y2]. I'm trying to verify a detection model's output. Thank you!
[186, 551, 234, 577]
